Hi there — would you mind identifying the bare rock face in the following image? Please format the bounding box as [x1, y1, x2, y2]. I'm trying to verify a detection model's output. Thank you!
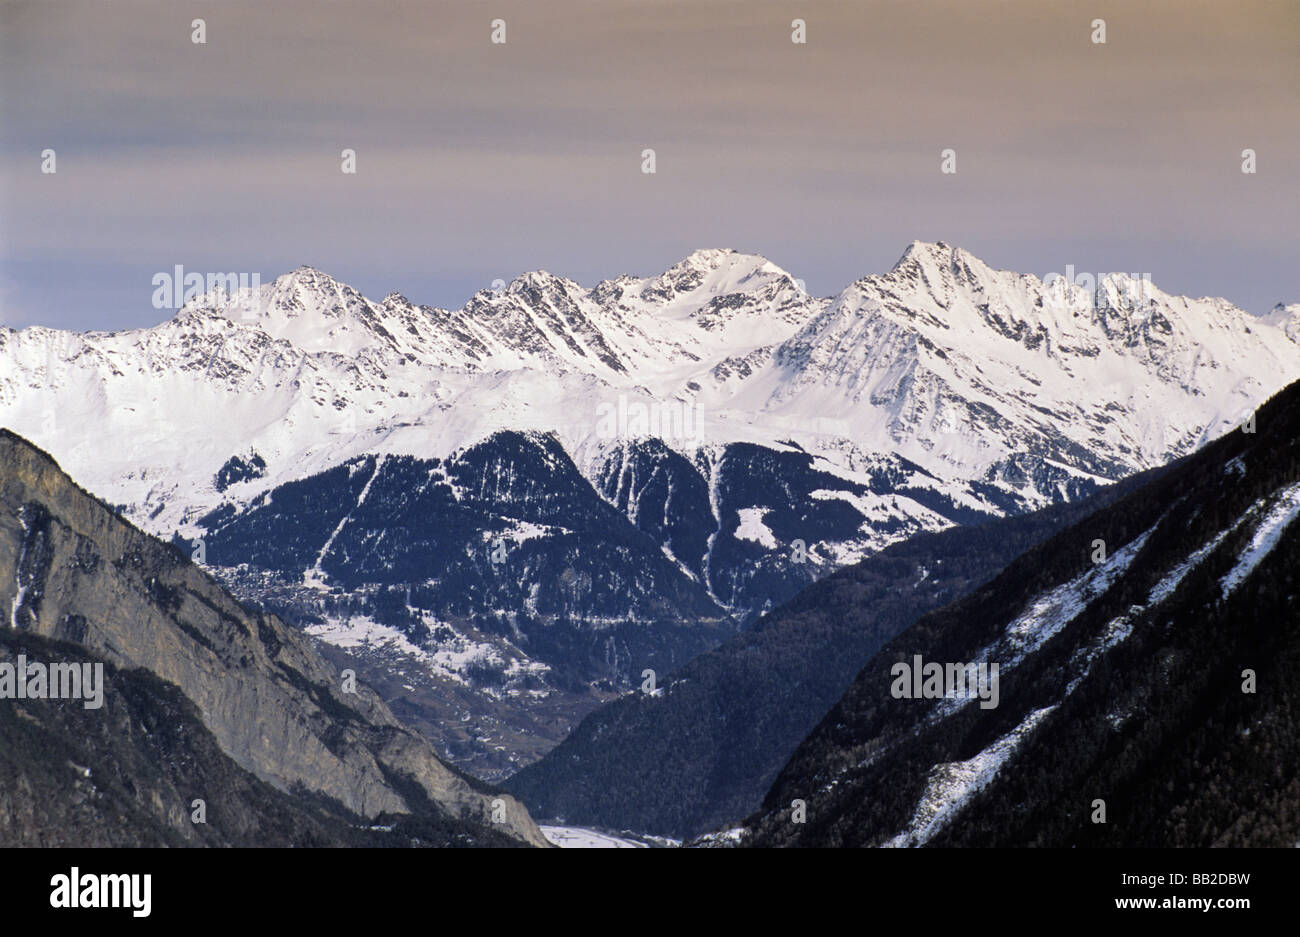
[0, 429, 547, 847]
[0, 627, 530, 847]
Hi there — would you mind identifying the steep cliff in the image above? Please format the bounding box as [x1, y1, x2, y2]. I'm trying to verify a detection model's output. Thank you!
[0, 429, 547, 847]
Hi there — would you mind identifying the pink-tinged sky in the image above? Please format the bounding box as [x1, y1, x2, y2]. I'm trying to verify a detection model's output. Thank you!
[1, 0, 1296, 329]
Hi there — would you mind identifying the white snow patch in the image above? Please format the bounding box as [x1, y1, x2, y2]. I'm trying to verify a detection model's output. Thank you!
[928, 524, 1154, 724]
[303, 613, 538, 688]
[734, 507, 777, 548]
[304, 615, 426, 659]
[692, 827, 746, 847]
[493, 519, 559, 543]
[884, 706, 1055, 847]
[1147, 522, 1241, 606]
[1220, 480, 1300, 597]
[540, 826, 647, 848]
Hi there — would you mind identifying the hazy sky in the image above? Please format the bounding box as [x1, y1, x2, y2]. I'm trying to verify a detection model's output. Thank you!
[1, 0, 1296, 330]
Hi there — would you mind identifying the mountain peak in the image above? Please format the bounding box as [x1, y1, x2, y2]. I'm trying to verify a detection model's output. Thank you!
[276, 265, 349, 293]
[652, 249, 790, 300]
[1262, 302, 1300, 343]
[891, 240, 957, 272]
[677, 247, 740, 268]
[506, 269, 580, 296]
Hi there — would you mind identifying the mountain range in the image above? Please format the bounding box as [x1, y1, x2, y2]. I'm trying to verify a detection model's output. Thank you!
[3, 241, 1297, 777]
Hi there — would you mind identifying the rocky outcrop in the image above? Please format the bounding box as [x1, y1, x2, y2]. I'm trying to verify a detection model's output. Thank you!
[0, 429, 547, 847]
[0, 627, 527, 847]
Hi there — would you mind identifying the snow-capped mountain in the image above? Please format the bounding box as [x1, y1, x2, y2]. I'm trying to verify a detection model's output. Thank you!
[3, 242, 1297, 776]
[4, 242, 1292, 535]
[765, 243, 1297, 487]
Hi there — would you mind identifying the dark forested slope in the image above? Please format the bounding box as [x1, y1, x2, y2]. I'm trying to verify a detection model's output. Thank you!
[745, 383, 1300, 848]
[507, 466, 1160, 838]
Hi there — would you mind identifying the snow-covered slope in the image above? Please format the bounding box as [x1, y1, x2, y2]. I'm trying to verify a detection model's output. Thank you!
[2, 242, 1293, 540]
[0, 249, 830, 533]
[750, 242, 1299, 488]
